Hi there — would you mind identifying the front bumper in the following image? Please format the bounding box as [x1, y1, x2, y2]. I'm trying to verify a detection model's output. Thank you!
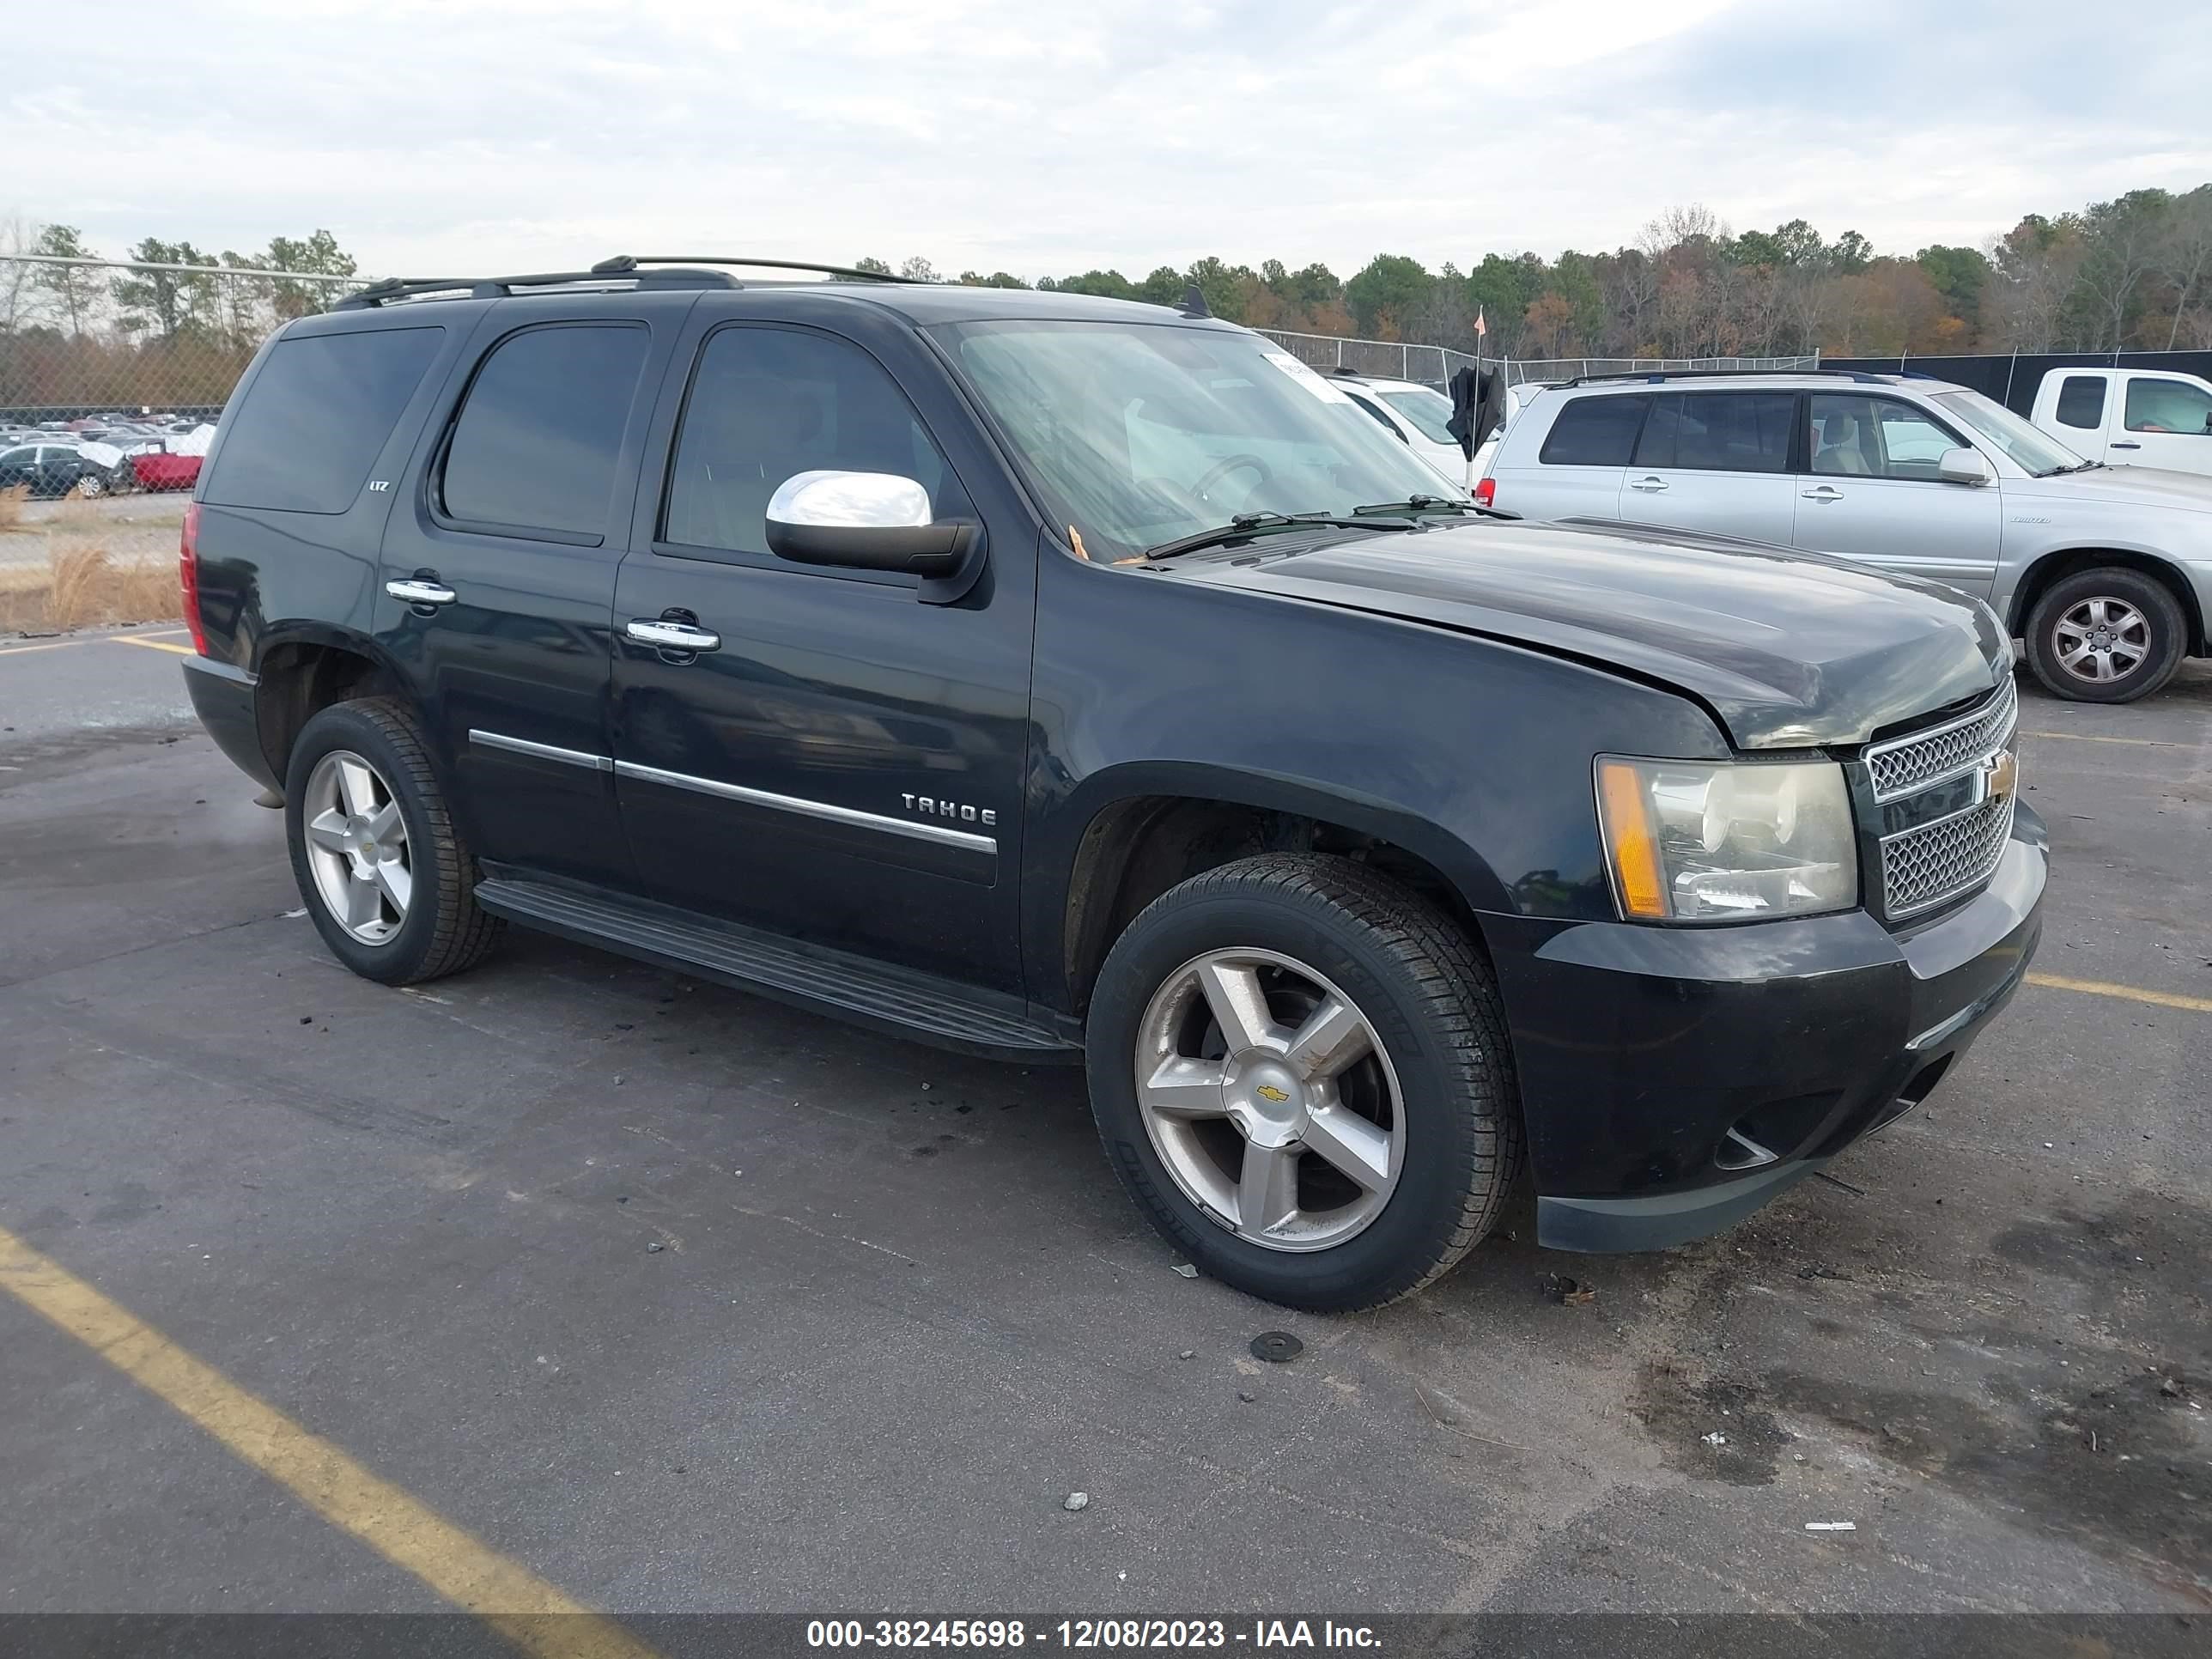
[180, 655, 276, 791]
[1488, 804, 2047, 1253]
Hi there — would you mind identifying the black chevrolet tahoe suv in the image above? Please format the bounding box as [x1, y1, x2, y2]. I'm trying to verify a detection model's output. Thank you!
[179, 258, 2046, 1310]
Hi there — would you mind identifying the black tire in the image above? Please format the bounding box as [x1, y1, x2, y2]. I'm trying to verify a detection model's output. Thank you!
[2024, 568, 2189, 704]
[283, 696, 502, 984]
[1085, 853, 1522, 1312]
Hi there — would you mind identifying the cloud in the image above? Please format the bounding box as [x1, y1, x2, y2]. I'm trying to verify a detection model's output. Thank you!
[5, 0, 2207, 280]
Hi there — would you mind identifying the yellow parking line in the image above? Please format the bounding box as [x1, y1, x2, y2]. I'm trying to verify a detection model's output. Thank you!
[2021, 729, 2183, 748]
[0, 640, 76, 657]
[2027, 973, 2212, 1014]
[0, 1224, 658, 1659]
[109, 635, 195, 656]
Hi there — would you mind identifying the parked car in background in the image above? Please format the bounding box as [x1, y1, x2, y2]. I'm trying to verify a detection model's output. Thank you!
[1332, 370, 1549, 487]
[1328, 372, 1468, 484]
[1482, 369, 2212, 703]
[2032, 367, 2212, 477]
[131, 452, 203, 492]
[0, 441, 110, 499]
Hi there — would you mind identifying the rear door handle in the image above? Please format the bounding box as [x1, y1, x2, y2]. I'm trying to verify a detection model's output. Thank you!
[626, 618, 722, 653]
[386, 578, 457, 606]
[2110, 441, 2141, 450]
[1627, 475, 1668, 492]
[1801, 485, 1844, 502]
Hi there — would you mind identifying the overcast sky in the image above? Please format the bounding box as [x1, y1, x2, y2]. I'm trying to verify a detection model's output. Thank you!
[13, 0, 2211, 281]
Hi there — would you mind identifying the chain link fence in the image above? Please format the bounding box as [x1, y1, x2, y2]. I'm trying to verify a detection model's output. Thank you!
[2, 255, 364, 600]
[1255, 328, 1819, 387]
[2, 254, 362, 427]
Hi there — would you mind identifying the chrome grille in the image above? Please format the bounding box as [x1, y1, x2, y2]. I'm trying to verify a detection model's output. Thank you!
[1861, 673, 2019, 919]
[1866, 676, 2016, 800]
[1881, 796, 2016, 916]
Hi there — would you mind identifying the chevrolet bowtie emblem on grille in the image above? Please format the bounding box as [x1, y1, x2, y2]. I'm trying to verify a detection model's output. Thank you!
[1984, 748, 2018, 802]
[1255, 1085, 1291, 1103]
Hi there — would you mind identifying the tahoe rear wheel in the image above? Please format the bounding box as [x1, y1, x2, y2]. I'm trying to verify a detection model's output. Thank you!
[2025, 568, 2187, 703]
[284, 697, 502, 985]
[1086, 854, 1522, 1312]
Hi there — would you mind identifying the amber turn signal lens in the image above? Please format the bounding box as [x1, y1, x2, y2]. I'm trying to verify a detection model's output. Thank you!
[1596, 759, 1668, 919]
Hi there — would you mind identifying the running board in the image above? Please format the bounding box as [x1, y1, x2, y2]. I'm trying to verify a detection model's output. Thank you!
[474, 876, 1084, 1064]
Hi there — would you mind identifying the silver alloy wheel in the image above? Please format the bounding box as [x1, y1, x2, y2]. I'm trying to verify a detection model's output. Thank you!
[301, 750, 412, 945]
[1134, 948, 1403, 1252]
[75, 472, 104, 498]
[2053, 596, 2149, 684]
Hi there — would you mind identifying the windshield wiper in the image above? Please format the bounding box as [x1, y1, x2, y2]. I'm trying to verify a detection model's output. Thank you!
[1140, 511, 1409, 562]
[2039, 460, 2106, 477]
[1352, 495, 1519, 521]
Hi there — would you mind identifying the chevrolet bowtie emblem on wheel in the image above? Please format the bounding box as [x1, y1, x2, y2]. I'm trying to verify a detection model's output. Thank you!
[1255, 1084, 1291, 1103]
[1984, 748, 2019, 802]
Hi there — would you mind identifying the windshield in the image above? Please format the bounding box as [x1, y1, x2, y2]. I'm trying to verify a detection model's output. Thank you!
[1376, 386, 1458, 446]
[1930, 389, 2086, 477]
[940, 320, 1459, 562]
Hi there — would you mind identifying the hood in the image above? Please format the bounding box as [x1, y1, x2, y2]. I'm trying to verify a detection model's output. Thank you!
[1169, 519, 2008, 749]
[2007, 462, 2212, 515]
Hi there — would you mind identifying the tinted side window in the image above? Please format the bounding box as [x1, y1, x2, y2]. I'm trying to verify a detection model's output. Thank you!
[1538, 395, 1648, 466]
[205, 326, 442, 514]
[441, 324, 649, 542]
[1671, 392, 1792, 472]
[2053, 374, 2106, 430]
[663, 326, 960, 560]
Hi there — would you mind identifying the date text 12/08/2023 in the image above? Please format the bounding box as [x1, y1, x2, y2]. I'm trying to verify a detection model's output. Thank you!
[805, 1620, 1382, 1650]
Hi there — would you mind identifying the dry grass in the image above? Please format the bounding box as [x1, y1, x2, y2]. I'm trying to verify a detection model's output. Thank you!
[0, 483, 28, 535]
[0, 544, 179, 632]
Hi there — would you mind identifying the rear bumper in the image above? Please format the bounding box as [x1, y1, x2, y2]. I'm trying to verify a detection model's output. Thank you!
[1487, 805, 2047, 1253]
[180, 655, 276, 791]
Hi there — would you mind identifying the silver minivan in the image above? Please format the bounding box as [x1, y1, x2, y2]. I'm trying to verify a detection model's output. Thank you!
[1480, 369, 2212, 703]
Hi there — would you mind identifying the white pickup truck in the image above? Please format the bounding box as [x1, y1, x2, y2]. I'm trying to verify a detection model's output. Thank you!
[2031, 367, 2212, 476]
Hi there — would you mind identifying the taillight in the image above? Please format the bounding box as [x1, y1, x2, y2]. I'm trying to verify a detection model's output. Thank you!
[179, 502, 207, 656]
[1473, 477, 1496, 508]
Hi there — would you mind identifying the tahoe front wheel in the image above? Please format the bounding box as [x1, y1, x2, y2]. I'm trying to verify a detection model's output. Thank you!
[1085, 854, 1522, 1312]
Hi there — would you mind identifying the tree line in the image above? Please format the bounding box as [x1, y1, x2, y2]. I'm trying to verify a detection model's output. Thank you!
[860, 182, 2212, 361]
[8, 179, 2209, 416]
[1, 223, 359, 412]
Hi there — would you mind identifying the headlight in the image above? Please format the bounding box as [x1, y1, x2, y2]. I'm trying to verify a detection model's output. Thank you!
[1595, 757, 1857, 922]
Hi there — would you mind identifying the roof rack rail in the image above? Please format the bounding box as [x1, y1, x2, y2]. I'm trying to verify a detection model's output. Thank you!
[335, 264, 745, 311]
[1554, 367, 1895, 389]
[596, 256, 908, 283]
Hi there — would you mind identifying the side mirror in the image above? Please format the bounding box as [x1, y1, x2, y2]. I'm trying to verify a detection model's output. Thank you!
[764, 471, 976, 576]
[1936, 447, 1994, 487]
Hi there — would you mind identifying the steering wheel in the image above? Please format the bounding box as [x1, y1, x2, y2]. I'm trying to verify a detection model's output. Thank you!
[1191, 453, 1272, 505]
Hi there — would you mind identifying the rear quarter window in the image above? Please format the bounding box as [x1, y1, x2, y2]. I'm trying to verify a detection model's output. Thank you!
[204, 326, 444, 514]
[2053, 374, 2106, 430]
[1538, 395, 1650, 466]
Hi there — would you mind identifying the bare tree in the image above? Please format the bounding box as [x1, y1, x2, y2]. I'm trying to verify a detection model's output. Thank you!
[2157, 186, 2212, 349]
[1985, 215, 2087, 352]
[0, 216, 35, 333]
[2075, 191, 2168, 349]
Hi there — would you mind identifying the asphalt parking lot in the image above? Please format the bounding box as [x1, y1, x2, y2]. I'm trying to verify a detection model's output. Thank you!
[2, 632, 2208, 1636]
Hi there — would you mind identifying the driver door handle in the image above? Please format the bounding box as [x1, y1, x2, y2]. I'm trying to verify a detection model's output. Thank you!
[2110, 441, 2141, 450]
[385, 578, 457, 606]
[626, 618, 721, 653]
[1627, 475, 1668, 492]
[1801, 485, 1845, 502]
